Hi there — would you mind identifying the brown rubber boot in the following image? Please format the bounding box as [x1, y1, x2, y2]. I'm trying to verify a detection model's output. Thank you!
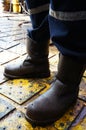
[4, 36, 50, 79]
[25, 54, 86, 126]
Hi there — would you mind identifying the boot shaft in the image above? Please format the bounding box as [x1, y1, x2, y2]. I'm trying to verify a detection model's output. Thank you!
[26, 36, 49, 59]
[56, 54, 86, 87]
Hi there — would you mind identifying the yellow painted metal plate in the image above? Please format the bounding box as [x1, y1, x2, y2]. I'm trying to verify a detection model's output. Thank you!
[71, 117, 86, 130]
[0, 79, 46, 104]
[54, 100, 84, 130]
[0, 97, 15, 119]
[37, 72, 55, 84]
[79, 78, 86, 101]
[0, 111, 57, 130]
[0, 111, 32, 130]
[70, 106, 86, 130]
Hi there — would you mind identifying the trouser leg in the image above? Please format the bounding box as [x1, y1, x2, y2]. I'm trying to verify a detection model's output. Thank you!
[25, 0, 86, 126]
[49, 0, 86, 63]
[25, 0, 50, 42]
[4, 0, 51, 79]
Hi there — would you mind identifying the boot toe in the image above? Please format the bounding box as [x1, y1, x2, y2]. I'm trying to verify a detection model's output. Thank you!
[4, 62, 22, 78]
[26, 103, 36, 120]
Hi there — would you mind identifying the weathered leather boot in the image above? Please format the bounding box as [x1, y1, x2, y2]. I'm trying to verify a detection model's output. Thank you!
[25, 54, 86, 126]
[4, 36, 50, 79]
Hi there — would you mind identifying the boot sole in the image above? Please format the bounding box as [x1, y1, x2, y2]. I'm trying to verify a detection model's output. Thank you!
[25, 113, 65, 127]
[25, 114, 56, 127]
[4, 71, 50, 79]
[25, 101, 77, 127]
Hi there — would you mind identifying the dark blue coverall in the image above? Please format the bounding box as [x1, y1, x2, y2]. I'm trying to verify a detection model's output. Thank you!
[25, 0, 86, 63]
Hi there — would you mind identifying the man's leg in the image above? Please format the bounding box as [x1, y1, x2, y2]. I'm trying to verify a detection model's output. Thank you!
[4, 0, 50, 79]
[25, 0, 86, 126]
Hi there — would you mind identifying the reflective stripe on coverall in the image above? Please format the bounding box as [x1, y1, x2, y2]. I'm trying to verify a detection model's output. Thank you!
[25, 0, 86, 63]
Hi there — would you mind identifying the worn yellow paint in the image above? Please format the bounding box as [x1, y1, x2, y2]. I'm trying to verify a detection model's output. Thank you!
[0, 111, 33, 130]
[0, 79, 46, 104]
[54, 100, 84, 130]
[70, 116, 86, 130]
[38, 72, 57, 95]
[0, 111, 57, 130]
[33, 126, 57, 130]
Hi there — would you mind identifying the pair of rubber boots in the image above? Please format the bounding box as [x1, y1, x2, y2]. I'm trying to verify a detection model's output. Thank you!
[4, 36, 86, 126]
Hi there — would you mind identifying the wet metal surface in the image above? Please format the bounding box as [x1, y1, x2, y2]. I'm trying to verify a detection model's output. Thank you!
[0, 12, 86, 130]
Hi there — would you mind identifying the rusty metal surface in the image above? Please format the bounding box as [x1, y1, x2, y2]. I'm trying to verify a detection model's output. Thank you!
[0, 97, 15, 119]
